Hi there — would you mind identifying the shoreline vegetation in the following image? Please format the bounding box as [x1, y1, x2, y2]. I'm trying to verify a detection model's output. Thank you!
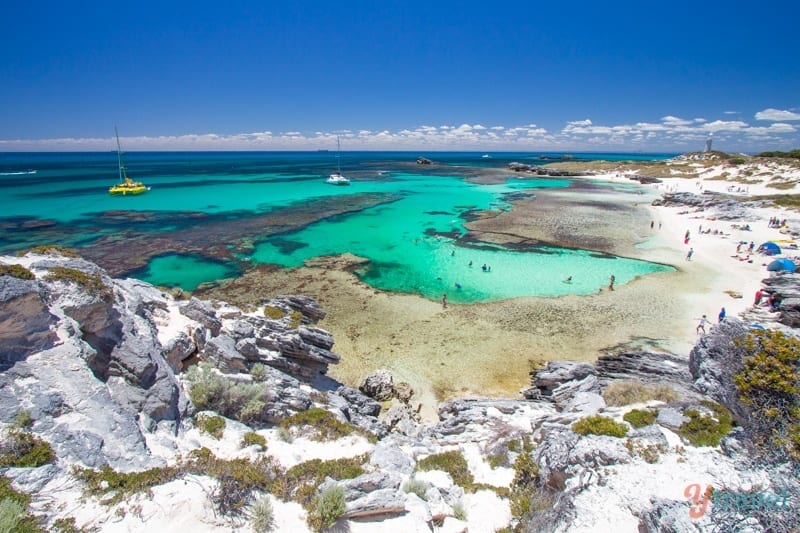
[197, 150, 800, 417]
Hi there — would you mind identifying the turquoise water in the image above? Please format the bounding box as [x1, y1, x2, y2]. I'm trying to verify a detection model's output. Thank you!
[0, 151, 675, 297]
[127, 254, 241, 291]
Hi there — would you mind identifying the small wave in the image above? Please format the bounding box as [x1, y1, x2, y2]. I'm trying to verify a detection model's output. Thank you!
[0, 170, 37, 176]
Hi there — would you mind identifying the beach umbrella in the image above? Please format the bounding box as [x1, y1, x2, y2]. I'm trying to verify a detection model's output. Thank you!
[760, 241, 782, 255]
[767, 258, 797, 273]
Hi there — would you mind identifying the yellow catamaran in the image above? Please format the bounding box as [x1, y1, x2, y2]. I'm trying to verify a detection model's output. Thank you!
[109, 127, 148, 195]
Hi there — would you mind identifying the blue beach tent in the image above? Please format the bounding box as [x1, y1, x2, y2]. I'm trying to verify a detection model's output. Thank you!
[767, 258, 797, 273]
[759, 241, 782, 255]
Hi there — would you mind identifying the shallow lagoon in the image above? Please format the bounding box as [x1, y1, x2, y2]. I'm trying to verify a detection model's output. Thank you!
[0, 152, 674, 296]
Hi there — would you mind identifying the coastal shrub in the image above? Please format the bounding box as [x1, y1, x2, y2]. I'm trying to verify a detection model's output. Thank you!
[263, 306, 284, 320]
[508, 452, 552, 532]
[572, 415, 629, 438]
[52, 517, 92, 533]
[185, 363, 267, 424]
[14, 411, 33, 429]
[306, 486, 345, 532]
[758, 149, 800, 159]
[269, 454, 367, 505]
[278, 408, 356, 442]
[453, 499, 467, 521]
[602, 380, 678, 406]
[678, 401, 733, 447]
[416, 450, 474, 489]
[196, 413, 226, 439]
[0, 431, 56, 468]
[72, 465, 181, 505]
[0, 264, 35, 280]
[733, 330, 800, 460]
[486, 450, 508, 469]
[186, 448, 280, 516]
[624, 439, 666, 464]
[44, 267, 109, 298]
[402, 478, 430, 500]
[623, 409, 658, 428]
[0, 498, 25, 533]
[289, 311, 303, 329]
[16, 245, 79, 258]
[250, 363, 268, 382]
[241, 432, 267, 451]
[249, 496, 274, 533]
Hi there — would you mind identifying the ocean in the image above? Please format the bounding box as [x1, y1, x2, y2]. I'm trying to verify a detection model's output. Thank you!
[0, 151, 676, 302]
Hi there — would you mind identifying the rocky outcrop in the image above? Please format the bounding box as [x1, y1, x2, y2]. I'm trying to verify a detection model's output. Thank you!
[358, 369, 415, 404]
[0, 275, 58, 369]
[650, 191, 758, 220]
[688, 318, 751, 423]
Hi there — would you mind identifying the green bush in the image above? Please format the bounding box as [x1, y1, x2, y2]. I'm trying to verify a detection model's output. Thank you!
[678, 401, 733, 447]
[0, 498, 25, 533]
[572, 415, 629, 438]
[52, 517, 90, 533]
[250, 363, 268, 382]
[16, 245, 79, 258]
[623, 409, 658, 428]
[14, 411, 33, 429]
[269, 455, 367, 506]
[307, 486, 345, 532]
[0, 264, 35, 280]
[249, 496, 274, 532]
[241, 432, 267, 451]
[72, 465, 181, 505]
[196, 413, 226, 439]
[402, 478, 429, 500]
[733, 330, 800, 460]
[602, 380, 678, 406]
[44, 267, 108, 298]
[0, 431, 56, 468]
[279, 408, 356, 442]
[185, 363, 267, 424]
[263, 306, 284, 320]
[416, 450, 474, 489]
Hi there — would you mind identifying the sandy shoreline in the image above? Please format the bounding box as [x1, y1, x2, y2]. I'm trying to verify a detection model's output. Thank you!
[202, 160, 800, 419]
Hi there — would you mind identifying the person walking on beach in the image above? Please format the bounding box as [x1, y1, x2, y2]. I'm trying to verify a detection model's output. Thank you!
[718, 307, 726, 323]
[686, 248, 694, 261]
[609, 275, 615, 291]
[441, 293, 447, 308]
[696, 315, 708, 334]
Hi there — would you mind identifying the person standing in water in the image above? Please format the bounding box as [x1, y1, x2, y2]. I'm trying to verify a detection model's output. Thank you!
[441, 293, 447, 308]
[609, 275, 615, 290]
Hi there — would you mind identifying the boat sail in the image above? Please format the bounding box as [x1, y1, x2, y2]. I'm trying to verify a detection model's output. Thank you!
[109, 127, 148, 195]
[325, 137, 350, 185]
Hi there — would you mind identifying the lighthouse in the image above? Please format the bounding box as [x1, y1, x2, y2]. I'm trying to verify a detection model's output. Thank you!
[704, 134, 713, 153]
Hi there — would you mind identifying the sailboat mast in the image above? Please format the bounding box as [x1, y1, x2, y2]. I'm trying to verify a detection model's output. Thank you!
[336, 136, 341, 174]
[115, 126, 127, 181]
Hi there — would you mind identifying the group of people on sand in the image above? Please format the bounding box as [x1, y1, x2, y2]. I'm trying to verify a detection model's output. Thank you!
[768, 217, 787, 228]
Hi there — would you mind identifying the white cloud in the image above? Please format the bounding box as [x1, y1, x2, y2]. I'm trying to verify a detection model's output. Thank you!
[661, 116, 692, 126]
[3, 111, 800, 151]
[755, 108, 800, 121]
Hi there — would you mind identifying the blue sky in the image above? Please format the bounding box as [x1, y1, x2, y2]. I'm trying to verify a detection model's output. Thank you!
[1, 0, 798, 152]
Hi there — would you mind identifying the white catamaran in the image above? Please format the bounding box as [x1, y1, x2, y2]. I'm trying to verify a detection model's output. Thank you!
[325, 136, 350, 185]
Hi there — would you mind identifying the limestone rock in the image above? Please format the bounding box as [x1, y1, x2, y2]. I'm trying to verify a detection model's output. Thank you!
[0, 275, 58, 369]
[360, 369, 395, 401]
[179, 298, 222, 336]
